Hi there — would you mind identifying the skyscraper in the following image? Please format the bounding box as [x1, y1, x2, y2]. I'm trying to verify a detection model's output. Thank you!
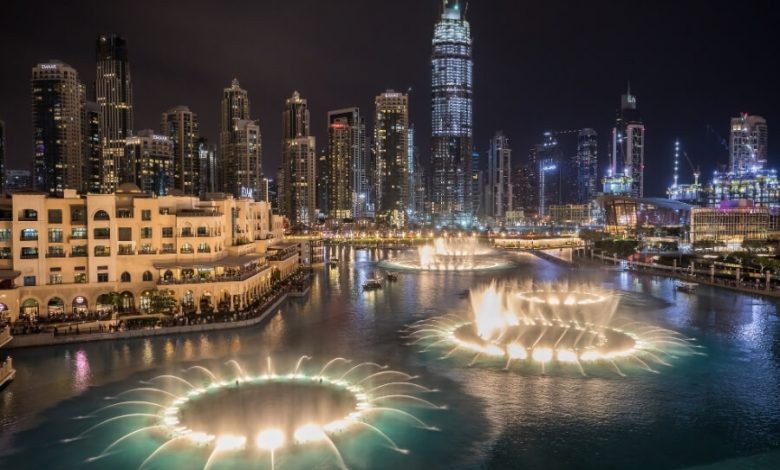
[83, 101, 101, 193]
[730, 113, 768, 175]
[0, 120, 5, 194]
[231, 119, 262, 198]
[374, 91, 409, 226]
[219, 79, 252, 197]
[487, 131, 513, 220]
[31, 61, 84, 196]
[431, 0, 473, 226]
[197, 137, 217, 196]
[95, 34, 133, 192]
[125, 129, 173, 195]
[575, 128, 598, 204]
[280, 91, 316, 226]
[533, 132, 563, 217]
[161, 106, 200, 195]
[609, 85, 644, 197]
[327, 107, 366, 220]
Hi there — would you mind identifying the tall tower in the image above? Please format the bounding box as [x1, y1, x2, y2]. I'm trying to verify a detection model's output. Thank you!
[280, 91, 316, 227]
[431, 0, 473, 226]
[161, 106, 200, 195]
[125, 129, 173, 195]
[95, 34, 133, 192]
[610, 84, 644, 197]
[219, 79, 251, 196]
[197, 137, 217, 196]
[327, 107, 366, 220]
[730, 113, 768, 175]
[534, 132, 563, 217]
[83, 101, 101, 193]
[32, 61, 84, 196]
[576, 128, 598, 204]
[0, 120, 5, 194]
[375, 90, 409, 226]
[487, 131, 513, 220]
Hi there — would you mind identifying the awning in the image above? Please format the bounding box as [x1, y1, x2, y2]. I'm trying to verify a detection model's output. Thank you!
[0, 270, 21, 281]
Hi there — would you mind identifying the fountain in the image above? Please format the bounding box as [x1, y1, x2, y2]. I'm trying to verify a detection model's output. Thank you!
[380, 237, 511, 271]
[406, 281, 702, 375]
[70, 356, 443, 469]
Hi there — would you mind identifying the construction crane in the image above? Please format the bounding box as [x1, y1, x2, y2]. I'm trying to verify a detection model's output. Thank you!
[684, 151, 701, 185]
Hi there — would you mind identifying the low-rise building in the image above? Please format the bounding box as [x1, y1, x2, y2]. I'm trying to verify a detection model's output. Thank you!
[690, 203, 769, 245]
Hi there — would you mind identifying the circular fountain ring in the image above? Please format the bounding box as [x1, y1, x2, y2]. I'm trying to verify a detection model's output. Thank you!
[381, 256, 511, 272]
[514, 291, 609, 306]
[162, 376, 369, 449]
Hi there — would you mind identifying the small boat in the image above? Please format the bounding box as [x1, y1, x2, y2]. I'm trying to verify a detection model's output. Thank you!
[0, 356, 15, 390]
[386, 272, 398, 281]
[329, 258, 339, 268]
[363, 277, 383, 290]
[676, 281, 698, 293]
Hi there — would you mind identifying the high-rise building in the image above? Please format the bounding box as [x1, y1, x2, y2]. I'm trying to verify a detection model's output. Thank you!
[0, 120, 5, 194]
[125, 129, 173, 195]
[280, 92, 316, 227]
[513, 163, 535, 215]
[374, 91, 409, 226]
[533, 132, 563, 217]
[161, 106, 200, 195]
[431, 1, 473, 226]
[197, 137, 217, 196]
[575, 128, 598, 204]
[230, 119, 262, 199]
[220, 79, 251, 196]
[32, 61, 84, 196]
[326, 107, 366, 220]
[730, 113, 768, 175]
[5, 170, 32, 192]
[83, 101, 101, 193]
[607, 85, 644, 197]
[95, 34, 133, 193]
[487, 131, 513, 219]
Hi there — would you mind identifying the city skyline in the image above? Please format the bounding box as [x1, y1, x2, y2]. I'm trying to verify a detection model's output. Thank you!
[0, 0, 778, 197]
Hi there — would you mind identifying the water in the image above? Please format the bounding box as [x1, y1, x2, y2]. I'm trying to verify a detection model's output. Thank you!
[1, 247, 780, 469]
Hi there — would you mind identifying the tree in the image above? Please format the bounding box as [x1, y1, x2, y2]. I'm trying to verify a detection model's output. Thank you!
[149, 289, 178, 314]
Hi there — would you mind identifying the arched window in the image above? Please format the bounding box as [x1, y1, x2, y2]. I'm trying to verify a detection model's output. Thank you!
[181, 243, 193, 254]
[120, 271, 131, 282]
[142, 271, 153, 281]
[197, 243, 210, 253]
[93, 210, 110, 221]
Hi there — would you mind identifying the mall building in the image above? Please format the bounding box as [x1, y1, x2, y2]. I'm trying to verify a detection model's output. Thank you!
[0, 184, 298, 323]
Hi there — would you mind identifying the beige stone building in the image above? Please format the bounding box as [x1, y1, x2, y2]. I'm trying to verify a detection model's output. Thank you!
[0, 186, 296, 323]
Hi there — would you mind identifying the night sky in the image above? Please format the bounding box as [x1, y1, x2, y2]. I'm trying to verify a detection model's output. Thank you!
[1, 0, 778, 196]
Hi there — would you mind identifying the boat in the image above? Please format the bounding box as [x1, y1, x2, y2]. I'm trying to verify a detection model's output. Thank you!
[676, 281, 698, 293]
[386, 272, 398, 281]
[363, 277, 383, 290]
[0, 356, 15, 390]
[329, 257, 339, 268]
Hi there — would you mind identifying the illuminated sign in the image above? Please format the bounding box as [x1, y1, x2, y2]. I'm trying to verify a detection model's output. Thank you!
[40, 64, 58, 70]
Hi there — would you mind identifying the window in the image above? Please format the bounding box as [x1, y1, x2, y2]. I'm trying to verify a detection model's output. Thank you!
[20, 209, 37, 221]
[70, 206, 86, 223]
[139, 243, 155, 254]
[23, 276, 36, 286]
[48, 209, 63, 223]
[48, 228, 63, 243]
[120, 272, 131, 282]
[0, 247, 10, 259]
[47, 246, 65, 257]
[49, 273, 63, 285]
[118, 244, 134, 255]
[94, 245, 110, 257]
[197, 226, 208, 236]
[162, 243, 175, 254]
[180, 243, 193, 254]
[181, 227, 193, 237]
[142, 271, 153, 281]
[141, 227, 152, 239]
[118, 227, 132, 241]
[71, 245, 87, 257]
[141, 210, 152, 221]
[0, 229, 10, 241]
[74, 272, 87, 284]
[93, 210, 110, 221]
[197, 243, 211, 253]
[97, 273, 109, 283]
[162, 227, 173, 238]
[116, 208, 133, 218]
[94, 228, 110, 239]
[20, 228, 38, 241]
[21, 247, 38, 259]
[71, 227, 87, 239]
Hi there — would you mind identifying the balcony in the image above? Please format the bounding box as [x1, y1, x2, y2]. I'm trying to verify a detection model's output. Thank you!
[70, 234, 87, 241]
[20, 253, 39, 259]
[46, 252, 67, 258]
[70, 251, 88, 257]
[181, 229, 194, 237]
[158, 264, 270, 286]
[139, 248, 158, 255]
[20, 235, 38, 242]
[118, 249, 136, 256]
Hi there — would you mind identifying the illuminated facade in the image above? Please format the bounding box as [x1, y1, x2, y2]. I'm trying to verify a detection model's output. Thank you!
[161, 106, 200, 195]
[219, 79, 258, 199]
[280, 92, 317, 227]
[486, 131, 512, 219]
[600, 196, 690, 234]
[575, 128, 598, 204]
[0, 120, 4, 194]
[125, 130, 173, 196]
[606, 85, 644, 197]
[83, 101, 101, 194]
[730, 113, 767, 175]
[374, 91, 409, 226]
[548, 204, 591, 226]
[707, 169, 780, 209]
[326, 107, 366, 220]
[690, 205, 769, 244]
[95, 34, 133, 193]
[197, 138, 217, 196]
[431, 0, 473, 226]
[32, 61, 84, 196]
[533, 132, 562, 217]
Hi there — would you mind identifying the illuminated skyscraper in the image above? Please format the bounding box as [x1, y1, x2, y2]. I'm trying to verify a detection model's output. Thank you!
[197, 137, 217, 196]
[280, 91, 316, 226]
[219, 79, 257, 197]
[95, 34, 133, 192]
[606, 85, 644, 197]
[431, 0, 473, 226]
[575, 128, 598, 204]
[327, 107, 366, 220]
[487, 131, 513, 219]
[83, 101, 101, 193]
[31, 61, 84, 196]
[161, 106, 200, 195]
[374, 91, 409, 226]
[730, 113, 768, 175]
[533, 132, 562, 217]
[125, 129, 173, 195]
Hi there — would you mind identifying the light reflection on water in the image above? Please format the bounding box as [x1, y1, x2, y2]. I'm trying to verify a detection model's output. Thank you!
[0, 249, 779, 469]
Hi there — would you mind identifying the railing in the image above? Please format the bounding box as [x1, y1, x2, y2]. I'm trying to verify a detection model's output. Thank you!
[139, 248, 158, 255]
[118, 250, 135, 256]
[0, 326, 11, 346]
[46, 252, 67, 258]
[70, 235, 88, 240]
[71, 252, 88, 257]
[20, 253, 39, 259]
[158, 265, 270, 286]
[268, 250, 298, 262]
[19, 236, 38, 241]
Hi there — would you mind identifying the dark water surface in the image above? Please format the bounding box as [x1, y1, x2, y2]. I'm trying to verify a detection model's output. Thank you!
[1, 248, 779, 469]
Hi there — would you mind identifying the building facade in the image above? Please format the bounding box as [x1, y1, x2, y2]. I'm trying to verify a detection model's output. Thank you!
[95, 34, 133, 193]
[0, 189, 291, 322]
[486, 131, 512, 220]
[730, 113, 768, 175]
[690, 205, 769, 245]
[280, 92, 316, 227]
[533, 132, 563, 217]
[606, 86, 644, 198]
[431, 1, 473, 226]
[197, 138, 217, 196]
[0, 121, 5, 194]
[575, 128, 598, 204]
[219, 79, 251, 197]
[83, 101, 101, 194]
[326, 107, 366, 220]
[374, 91, 409, 226]
[161, 106, 200, 195]
[125, 130, 174, 195]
